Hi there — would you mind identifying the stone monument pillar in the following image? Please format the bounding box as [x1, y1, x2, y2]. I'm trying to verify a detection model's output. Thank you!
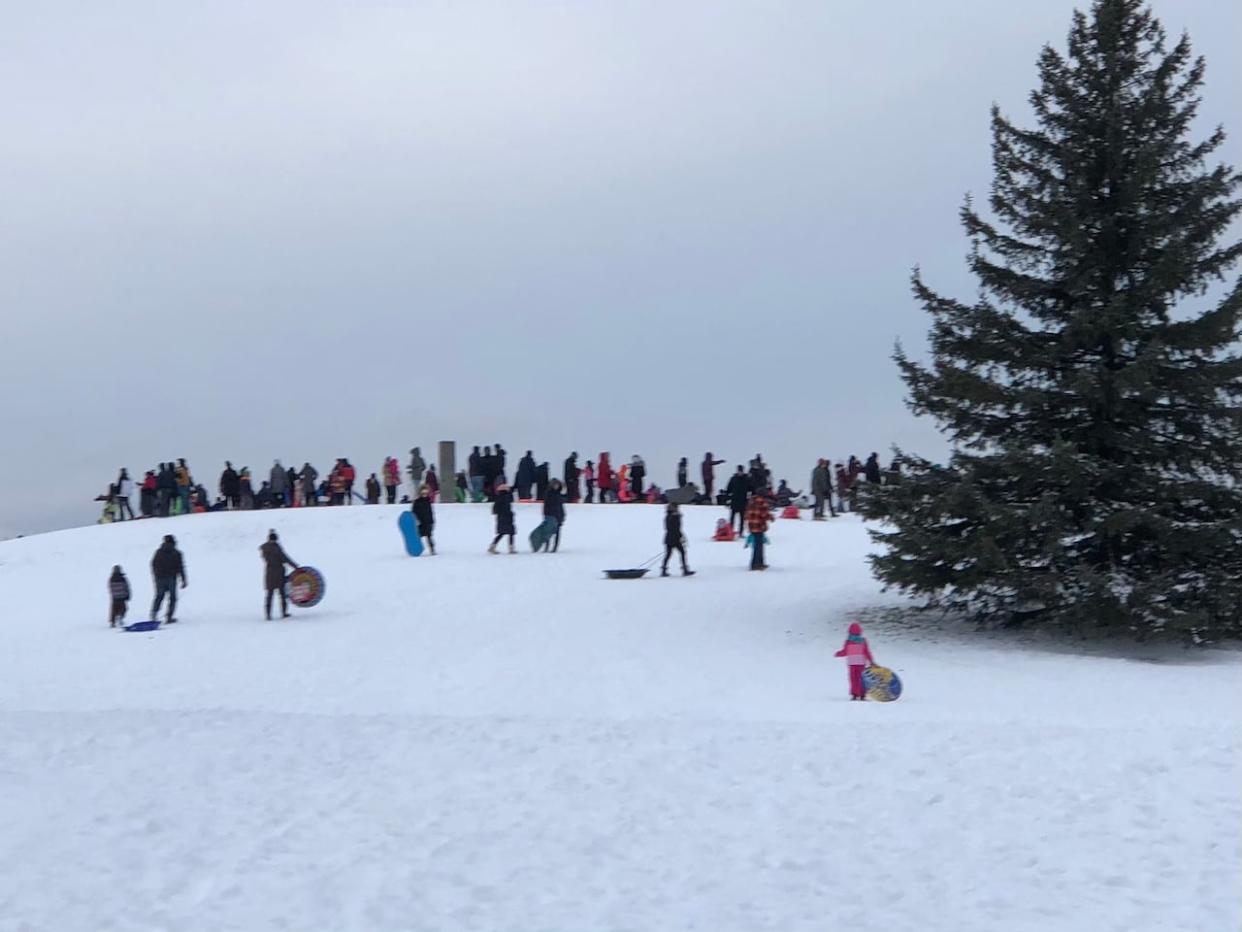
[438, 441, 456, 502]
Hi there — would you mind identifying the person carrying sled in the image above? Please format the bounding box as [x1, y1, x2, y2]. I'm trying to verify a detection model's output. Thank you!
[541, 478, 566, 552]
[150, 534, 187, 623]
[834, 621, 876, 700]
[489, 483, 517, 553]
[412, 486, 436, 554]
[661, 503, 694, 577]
[260, 531, 300, 620]
[108, 565, 130, 627]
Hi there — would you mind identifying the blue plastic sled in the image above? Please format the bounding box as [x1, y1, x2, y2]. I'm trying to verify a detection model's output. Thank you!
[398, 511, 424, 557]
[123, 620, 161, 632]
[529, 516, 559, 552]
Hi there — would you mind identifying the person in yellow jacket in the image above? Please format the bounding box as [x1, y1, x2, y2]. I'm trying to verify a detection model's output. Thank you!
[174, 458, 193, 515]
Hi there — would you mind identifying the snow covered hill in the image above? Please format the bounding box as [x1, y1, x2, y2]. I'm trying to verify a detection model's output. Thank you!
[0, 504, 1238, 931]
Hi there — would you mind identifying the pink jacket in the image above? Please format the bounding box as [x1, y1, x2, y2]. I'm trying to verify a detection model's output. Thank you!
[835, 638, 874, 666]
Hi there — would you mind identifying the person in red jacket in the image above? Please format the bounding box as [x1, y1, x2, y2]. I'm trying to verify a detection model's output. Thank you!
[834, 621, 876, 700]
[597, 453, 614, 503]
[339, 459, 357, 505]
[745, 492, 772, 571]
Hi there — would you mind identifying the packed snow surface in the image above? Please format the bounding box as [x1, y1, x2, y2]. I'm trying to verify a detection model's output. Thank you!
[0, 504, 1238, 931]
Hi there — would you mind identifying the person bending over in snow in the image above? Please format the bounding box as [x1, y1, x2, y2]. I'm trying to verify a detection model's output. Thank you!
[834, 621, 876, 700]
[661, 503, 694, 577]
[412, 486, 436, 554]
[260, 531, 300, 620]
[489, 483, 517, 553]
[108, 565, 130, 627]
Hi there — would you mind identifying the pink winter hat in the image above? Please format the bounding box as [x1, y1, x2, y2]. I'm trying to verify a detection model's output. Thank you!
[848, 622, 863, 635]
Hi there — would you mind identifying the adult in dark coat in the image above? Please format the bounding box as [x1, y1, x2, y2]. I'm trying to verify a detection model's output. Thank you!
[269, 461, 288, 507]
[157, 463, 177, 517]
[661, 503, 693, 577]
[467, 446, 483, 498]
[412, 487, 436, 554]
[864, 452, 882, 484]
[516, 452, 537, 500]
[220, 462, 240, 509]
[630, 456, 646, 499]
[676, 458, 689, 488]
[563, 453, 581, 503]
[259, 531, 299, 620]
[541, 479, 566, 552]
[150, 534, 187, 622]
[489, 484, 517, 553]
[726, 466, 751, 536]
[481, 445, 499, 500]
[535, 462, 550, 501]
[701, 453, 725, 500]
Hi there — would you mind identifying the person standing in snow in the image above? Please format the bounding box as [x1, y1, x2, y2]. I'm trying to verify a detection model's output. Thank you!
[726, 466, 751, 536]
[239, 467, 255, 509]
[661, 503, 694, 577]
[701, 452, 725, 501]
[489, 482, 517, 553]
[811, 458, 835, 519]
[676, 457, 689, 488]
[269, 460, 288, 508]
[150, 534, 187, 623]
[175, 459, 193, 516]
[407, 447, 426, 499]
[563, 452, 581, 503]
[515, 451, 537, 500]
[365, 473, 381, 504]
[412, 485, 436, 554]
[140, 469, 157, 517]
[864, 452, 882, 484]
[108, 565, 131, 627]
[629, 455, 646, 500]
[383, 457, 401, 504]
[542, 478, 566, 552]
[745, 491, 772, 571]
[299, 463, 318, 506]
[424, 465, 439, 501]
[582, 460, 595, 503]
[259, 530, 299, 620]
[597, 453, 614, 503]
[834, 621, 877, 701]
[113, 468, 134, 521]
[535, 462, 550, 501]
[219, 462, 240, 509]
[467, 446, 483, 499]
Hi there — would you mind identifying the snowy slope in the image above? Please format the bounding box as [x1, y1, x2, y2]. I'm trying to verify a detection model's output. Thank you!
[0, 504, 1238, 932]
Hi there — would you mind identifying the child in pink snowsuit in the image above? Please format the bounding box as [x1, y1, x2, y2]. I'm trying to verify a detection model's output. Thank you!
[834, 621, 875, 700]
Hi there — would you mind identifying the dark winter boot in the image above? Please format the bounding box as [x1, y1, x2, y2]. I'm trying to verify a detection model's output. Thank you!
[661, 567, 669, 577]
[682, 568, 695, 577]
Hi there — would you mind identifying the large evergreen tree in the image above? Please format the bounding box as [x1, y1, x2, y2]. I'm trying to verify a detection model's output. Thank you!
[865, 0, 1242, 640]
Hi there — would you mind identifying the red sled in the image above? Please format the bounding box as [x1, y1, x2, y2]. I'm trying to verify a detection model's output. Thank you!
[781, 505, 800, 519]
[713, 519, 736, 541]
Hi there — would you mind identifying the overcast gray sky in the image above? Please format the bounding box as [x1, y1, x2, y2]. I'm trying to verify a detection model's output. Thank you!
[2, 0, 1238, 536]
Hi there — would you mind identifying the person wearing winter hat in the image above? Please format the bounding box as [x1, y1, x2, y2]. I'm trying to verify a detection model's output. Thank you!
[660, 503, 694, 577]
[489, 483, 517, 554]
[833, 622, 876, 700]
[259, 530, 299, 620]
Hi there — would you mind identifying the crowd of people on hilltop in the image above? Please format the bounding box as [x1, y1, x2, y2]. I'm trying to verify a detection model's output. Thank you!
[95, 444, 903, 525]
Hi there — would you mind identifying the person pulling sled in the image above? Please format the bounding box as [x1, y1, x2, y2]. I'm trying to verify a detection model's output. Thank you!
[661, 503, 694, 577]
